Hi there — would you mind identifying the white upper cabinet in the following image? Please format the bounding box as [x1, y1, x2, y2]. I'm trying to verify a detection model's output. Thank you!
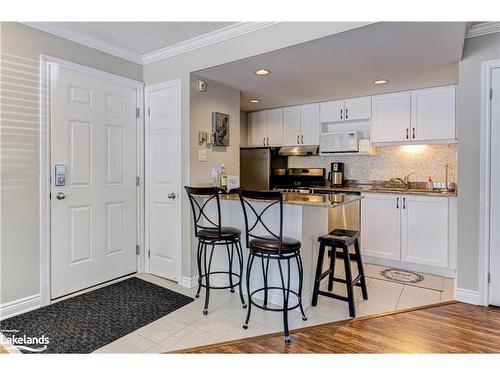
[283, 106, 301, 145]
[344, 97, 371, 121]
[411, 86, 456, 142]
[320, 96, 371, 123]
[401, 195, 449, 267]
[371, 91, 411, 143]
[300, 103, 320, 145]
[253, 111, 267, 146]
[266, 108, 283, 146]
[371, 85, 456, 144]
[320, 100, 344, 123]
[247, 112, 255, 146]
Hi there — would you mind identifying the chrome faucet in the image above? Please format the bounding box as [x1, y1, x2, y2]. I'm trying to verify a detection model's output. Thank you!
[390, 173, 413, 190]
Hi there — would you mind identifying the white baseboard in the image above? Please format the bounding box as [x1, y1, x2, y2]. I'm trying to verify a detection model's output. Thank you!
[455, 288, 479, 305]
[180, 276, 198, 289]
[0, 294, 41, 320]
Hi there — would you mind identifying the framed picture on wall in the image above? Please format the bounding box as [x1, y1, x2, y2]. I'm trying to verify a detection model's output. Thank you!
[212, 112, 229, 147]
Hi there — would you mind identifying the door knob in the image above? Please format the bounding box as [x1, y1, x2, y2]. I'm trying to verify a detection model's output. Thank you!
[56, 192, 66, 200]
[168, 192, 176, 199]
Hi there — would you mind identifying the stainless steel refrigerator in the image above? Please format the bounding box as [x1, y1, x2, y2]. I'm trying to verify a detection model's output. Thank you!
[240, 148, 271, 190]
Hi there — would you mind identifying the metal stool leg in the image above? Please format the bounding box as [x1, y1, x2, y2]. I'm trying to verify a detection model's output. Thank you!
[203, 243, 216, 315]
[327, 246, 336, 291]
[296, 254, 307, 321]
[195, 241, 203, 298]
[354, 239, 368, 300]
[277, 258, 291, 344]
[235, 241, 247, 308]
[261, 256, 270, 308]
[312, 242, 326, 306]
[226, 242, 235, 293]
[243, 254, 255, 329]
[342, 245, 356, 317]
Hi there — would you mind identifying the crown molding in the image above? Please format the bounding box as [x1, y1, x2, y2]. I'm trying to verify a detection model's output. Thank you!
[141, 22, 281, 65]
[465, 22, 500, 39]
[21, 22, 143, 64]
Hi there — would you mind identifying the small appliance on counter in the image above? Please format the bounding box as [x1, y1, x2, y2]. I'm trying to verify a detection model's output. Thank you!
[328, 162, 345, 187]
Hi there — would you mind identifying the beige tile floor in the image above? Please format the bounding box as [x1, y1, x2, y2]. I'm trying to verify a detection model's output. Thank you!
[93, 262, 454, 353]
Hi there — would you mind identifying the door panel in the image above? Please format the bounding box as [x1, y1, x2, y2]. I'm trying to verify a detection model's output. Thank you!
[146, 80, 181, 281]
[300, 103, 320, 145]
[253, 111, 267, 146]
[411, 86, 456, 141]
[490, 67, 500, 307]
[320, 100, 344, 123]
[344, 96, 371, 121]
[283, 106, 301, 146]
[371, 92, 411, 143]
[266, 108, 283, 146]
[361, 193, 401, 260]
[401, 195, 448, 267]
[50, 65, 137, 299]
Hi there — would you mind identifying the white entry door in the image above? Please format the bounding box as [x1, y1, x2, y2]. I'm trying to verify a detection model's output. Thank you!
[50, 64, 138, 299]
[489, 67, 500, 307]
[146, 80, 182, 281]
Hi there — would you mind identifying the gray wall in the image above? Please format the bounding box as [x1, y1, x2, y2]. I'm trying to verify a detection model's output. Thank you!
[0, 22, 143, 304]
[457, 33, 500, 293]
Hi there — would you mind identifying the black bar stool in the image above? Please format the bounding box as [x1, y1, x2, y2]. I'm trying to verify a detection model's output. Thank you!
[311, 229, 368, 317]
[185, 186, 246, 315]
[238, 189, 307, 344]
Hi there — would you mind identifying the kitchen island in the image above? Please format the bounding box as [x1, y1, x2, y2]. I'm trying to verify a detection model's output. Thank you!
[200, 192, 363, 309]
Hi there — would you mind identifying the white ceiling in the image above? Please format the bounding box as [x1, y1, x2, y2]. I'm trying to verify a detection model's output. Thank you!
[46, 22, 237, 55]
[195, 22, 467, 111]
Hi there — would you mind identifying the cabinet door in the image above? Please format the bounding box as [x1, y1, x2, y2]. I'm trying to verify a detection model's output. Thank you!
[411, 86, 456, 141]
[361, 193, 401, 260]
[253, 111, 267, 146]
[247, 112, 256, 146]
[283, 106, 301, 146]
[266, 108, 283, 146]
[320, 100, 344, 123]
[401, 195, 448, 267]
[371, 92, 411, 143]
[300, 103, 320, 145]
[344, 96, 371, 121]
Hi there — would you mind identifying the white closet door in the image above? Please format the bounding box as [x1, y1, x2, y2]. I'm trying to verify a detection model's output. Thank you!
[50, 65, 137, 299]
[146, 80, 182, 281]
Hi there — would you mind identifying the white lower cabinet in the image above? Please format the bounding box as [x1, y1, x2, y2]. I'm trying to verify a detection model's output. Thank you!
[361, 194, 401, 260]
[401, 195, 448, 267]
[361, 193, 449, 268]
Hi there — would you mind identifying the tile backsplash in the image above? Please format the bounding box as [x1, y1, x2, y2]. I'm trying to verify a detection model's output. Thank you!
[288, 144, 457, 183]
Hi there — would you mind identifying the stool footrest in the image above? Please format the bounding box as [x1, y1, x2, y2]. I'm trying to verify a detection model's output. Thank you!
[317, 290, 349, 303]
[320, 269, 333, 279]
[332, 274, 362, 286]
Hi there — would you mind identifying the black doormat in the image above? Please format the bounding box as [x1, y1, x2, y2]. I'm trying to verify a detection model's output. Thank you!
[0, 277, 194, 354]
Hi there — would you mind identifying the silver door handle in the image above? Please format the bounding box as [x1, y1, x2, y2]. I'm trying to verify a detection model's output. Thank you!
[406, 128, 409, 139]
[296, 135, 299, 144]
[56, 192, 66, 200]
[267, 137, 269, 146]
[263, 137, 265, 146]
[396, 197, 399, 209]
[301, 135, 304, 144]
[340, 109, 343, 120]
[412, 128, 416, 139]
[168, 192, 176, 199]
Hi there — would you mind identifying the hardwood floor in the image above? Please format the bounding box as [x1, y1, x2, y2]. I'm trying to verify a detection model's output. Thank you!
[178, 302, 500, 353]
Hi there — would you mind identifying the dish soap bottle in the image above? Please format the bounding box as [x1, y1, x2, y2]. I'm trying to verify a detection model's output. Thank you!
[427, 176, 434, 191]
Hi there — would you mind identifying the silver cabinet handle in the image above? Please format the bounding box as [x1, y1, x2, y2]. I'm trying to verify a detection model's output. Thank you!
[297, 135, 299, 144]
[56, 192, 66, 200]
[396, 197, 399, 209]
[403, 197, 406, 209]
[412, 128, 416, 139]
[340, 109, 343, 120]
[406, 128, 409, 139]
[168, 192, 176, 199]
[345, 108, 348, 119]
[267, 137, 269, 146]
[263, 137, 265, 146]
[301, 135, 304, 144]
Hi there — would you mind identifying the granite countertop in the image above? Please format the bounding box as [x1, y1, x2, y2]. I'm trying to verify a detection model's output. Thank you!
[219, 192, 363, 208]
[309, 184, 457, 197]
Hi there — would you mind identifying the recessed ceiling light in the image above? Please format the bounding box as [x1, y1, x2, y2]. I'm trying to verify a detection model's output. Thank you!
[373, 79, 389, 85]
[255, 69, 270, 76]
[249, 99, 260, 103]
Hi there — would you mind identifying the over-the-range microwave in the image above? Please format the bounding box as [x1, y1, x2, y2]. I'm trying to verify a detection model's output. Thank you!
[319, 131, 361, 153]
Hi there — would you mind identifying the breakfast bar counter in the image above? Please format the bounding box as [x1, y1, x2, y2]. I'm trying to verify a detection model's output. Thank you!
[201, 193, 363, 309]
